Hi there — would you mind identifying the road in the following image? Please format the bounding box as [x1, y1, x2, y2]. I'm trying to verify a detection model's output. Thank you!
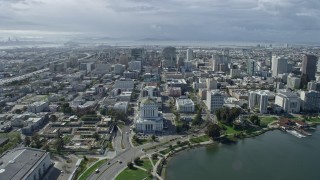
[89, 125, 143, 180]
[0, 68, 49, 86]
[88, 123, 183, 180]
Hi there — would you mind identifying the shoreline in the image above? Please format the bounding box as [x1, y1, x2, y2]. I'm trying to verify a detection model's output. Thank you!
[158, 126, 301, 180]
[160, 142, 217, 180]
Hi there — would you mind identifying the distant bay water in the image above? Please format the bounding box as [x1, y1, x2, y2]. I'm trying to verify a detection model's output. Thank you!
[166, 127, 320, 180]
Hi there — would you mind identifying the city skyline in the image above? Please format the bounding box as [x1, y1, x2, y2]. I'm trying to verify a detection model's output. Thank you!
[0, 0, 320, 43]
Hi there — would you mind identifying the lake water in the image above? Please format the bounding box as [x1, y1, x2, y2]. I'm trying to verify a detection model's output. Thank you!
[166, 127, 320, 180]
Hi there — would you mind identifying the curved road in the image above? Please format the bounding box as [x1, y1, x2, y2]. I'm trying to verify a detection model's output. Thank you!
[88, 124, 184, 180]
[89, 125, 143, 180]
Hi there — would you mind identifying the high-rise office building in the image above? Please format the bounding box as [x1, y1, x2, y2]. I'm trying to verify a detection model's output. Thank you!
[186, 49, 193, 61]
[301, 54, 318, 85]
[162, 47, 177, 68]
[272, 56, 288, 77]
[247, 59, 256, 76]
[131, 48, 144, 61]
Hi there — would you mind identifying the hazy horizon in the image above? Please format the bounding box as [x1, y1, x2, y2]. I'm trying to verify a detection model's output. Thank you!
[1, 0, 320, 44]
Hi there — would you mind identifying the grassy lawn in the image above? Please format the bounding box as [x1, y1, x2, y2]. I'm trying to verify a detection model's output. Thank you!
[260, 116, 279, 127]
[305, 117, 320, 123]
[190, 135, 210, 144]
[78, 159, 108, 180]
[73, 157, 98, 179]
[151, 158, 158, 166]
[159, 148, 171, 155]
[137, 158, 153, 171]
[115, 167, 152, 180]
[132, 137, 151, 146]
[223, 124, 242, 134]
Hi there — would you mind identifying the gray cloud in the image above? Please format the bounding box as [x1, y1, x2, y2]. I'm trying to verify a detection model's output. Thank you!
[0, 0, 319, 42]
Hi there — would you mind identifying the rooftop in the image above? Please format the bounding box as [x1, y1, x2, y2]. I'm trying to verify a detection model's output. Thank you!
[0, 148, 49, 180]
[176, 98, 194, 106]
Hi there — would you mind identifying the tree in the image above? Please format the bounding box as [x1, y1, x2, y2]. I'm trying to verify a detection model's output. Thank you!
[24, 136, 31, 147]
[215, 107, 241, 125]
[61, 103, 72, 114]
[134, 157, 141, 165]
[206, 123, 221, 139]
[14, 109, 22, 114]
[93, 132, 100, 141]
[54, 129, 64, 154]
[241, 103, 248, 109]
[50, 114, 57, 122]
[250, 115, 260, 126]
[151, 135, 156, 141]
[151, 154, 158, 160]
[215, 108, 222, 121]
[83, 155, 88, 161]
[31, 133, 42, 149]
[133, 135, 141, 144]
[44, 144, 50, 152]
[100, 108, 107, 116]
[127, 162, 134, 169]
[192, 107, 202, 125]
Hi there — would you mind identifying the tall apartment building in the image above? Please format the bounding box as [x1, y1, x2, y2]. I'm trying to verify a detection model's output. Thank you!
[248, 91, 268, 114]
[206, 90, 225, 112]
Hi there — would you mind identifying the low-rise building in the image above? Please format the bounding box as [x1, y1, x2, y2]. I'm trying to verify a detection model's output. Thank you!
[167, 87, 182, 97]
[28, 101, 49, 113]
[113, 102, 129, 114]
[0, 148, 52, 180]
[275, 90, 300, 113]
[175, 97, 195, 113]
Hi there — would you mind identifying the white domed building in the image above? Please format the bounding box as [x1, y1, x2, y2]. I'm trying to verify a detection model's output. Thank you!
[134, 97, 163, 133]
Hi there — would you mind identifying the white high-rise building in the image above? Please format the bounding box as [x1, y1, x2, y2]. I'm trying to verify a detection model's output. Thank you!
[206, 90, 225, 112]
[272, 56, 288, 77]
[248, 91, 268, 114]
[186, 49, 193, 61]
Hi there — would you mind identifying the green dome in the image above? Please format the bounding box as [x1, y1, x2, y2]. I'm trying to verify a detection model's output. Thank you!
[141, 97, 157, 105]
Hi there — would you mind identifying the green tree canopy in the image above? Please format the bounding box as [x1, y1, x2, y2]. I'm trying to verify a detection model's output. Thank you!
[206, 123, 221, 139]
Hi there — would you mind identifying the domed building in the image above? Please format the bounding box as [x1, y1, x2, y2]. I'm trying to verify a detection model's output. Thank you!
[134, 97, 163, 133]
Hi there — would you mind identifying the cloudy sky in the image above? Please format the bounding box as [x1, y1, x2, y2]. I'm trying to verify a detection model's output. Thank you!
[0, 0, 320, 43]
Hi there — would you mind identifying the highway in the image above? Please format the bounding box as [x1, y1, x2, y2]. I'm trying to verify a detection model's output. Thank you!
[0, 68, 49, 86]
